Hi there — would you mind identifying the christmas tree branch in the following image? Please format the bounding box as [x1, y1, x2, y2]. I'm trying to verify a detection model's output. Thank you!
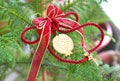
[60, 0, 79, 11]
[0, 5, 31, 25]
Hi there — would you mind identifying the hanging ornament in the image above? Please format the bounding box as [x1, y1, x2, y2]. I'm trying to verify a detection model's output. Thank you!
[52, 34, 74, 56]
[21, 3, 104, 81]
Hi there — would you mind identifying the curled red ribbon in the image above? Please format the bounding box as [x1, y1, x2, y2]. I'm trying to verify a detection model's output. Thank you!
[21, 3, 104, 81]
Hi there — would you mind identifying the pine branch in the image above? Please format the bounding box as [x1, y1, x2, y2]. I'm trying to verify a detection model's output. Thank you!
[71, 0, 109, 23]
[0, 3, 31, 25]
[26, 0, 53, 14]
[60, 0, 79, 11]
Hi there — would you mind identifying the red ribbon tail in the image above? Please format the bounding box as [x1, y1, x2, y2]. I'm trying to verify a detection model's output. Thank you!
[27, 20, 51, 81]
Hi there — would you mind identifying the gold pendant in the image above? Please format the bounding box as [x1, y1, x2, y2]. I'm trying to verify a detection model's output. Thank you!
[52, 34, 74, 56]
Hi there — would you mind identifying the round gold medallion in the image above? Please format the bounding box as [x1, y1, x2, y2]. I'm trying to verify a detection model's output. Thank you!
[52, 34, 74, 56]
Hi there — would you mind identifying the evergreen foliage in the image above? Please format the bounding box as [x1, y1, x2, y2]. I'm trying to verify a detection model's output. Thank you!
[0, 0, 119, 81]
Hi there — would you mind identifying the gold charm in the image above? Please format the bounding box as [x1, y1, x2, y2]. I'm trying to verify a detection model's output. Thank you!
[52, 34, 74, 56]
[84, 52, 98, 66]
[88, 56, 98, 66]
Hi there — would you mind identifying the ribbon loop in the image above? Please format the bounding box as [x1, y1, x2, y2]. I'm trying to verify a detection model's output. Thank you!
[58, 22, 104, 54]
[47, 3, 64, 18]
[21, 26, 40, 44]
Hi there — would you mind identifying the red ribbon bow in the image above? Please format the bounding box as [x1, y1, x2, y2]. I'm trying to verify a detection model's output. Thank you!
[21, 3, 104, 81]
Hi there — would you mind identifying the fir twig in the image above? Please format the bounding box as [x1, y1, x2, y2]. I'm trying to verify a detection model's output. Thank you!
[0, 5, 31, 25]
